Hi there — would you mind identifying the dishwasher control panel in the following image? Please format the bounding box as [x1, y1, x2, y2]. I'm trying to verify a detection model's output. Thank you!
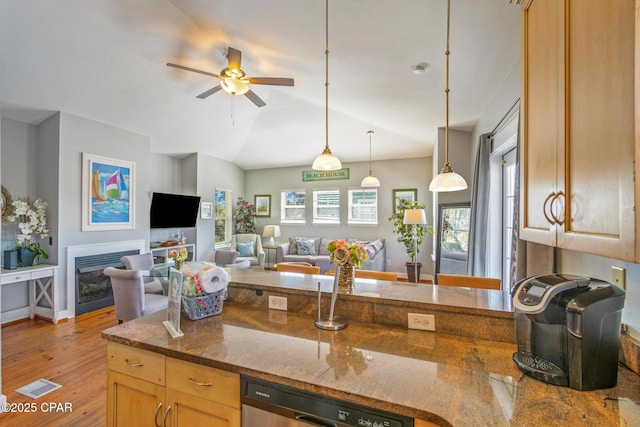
[241, 375, 414, 427]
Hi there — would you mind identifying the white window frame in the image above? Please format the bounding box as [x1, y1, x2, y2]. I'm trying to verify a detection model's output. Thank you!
[280, 190, 306, 224]
[313, 188, 340, 224]
[214, 188, 233, 247]
[348, 188, 378, 225]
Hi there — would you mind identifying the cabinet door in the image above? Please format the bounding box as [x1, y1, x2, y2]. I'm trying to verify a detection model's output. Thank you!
[557, 0, 635, 261]
[166, 389, 240, 427]
[107, 370, 165, 427]
[520, 0, 563, 246]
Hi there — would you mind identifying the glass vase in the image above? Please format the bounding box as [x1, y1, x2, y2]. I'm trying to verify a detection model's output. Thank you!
[337, 264, 355, 294]
[174, 259, 183, 270]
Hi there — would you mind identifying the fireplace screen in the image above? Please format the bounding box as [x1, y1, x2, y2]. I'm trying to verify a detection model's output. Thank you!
[75, 250, 138, 315]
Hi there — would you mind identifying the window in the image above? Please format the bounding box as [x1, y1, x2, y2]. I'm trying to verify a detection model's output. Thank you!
[313, 189, 340, 224]
[502, 148, 517, 286]
[214, 188, 232, 245]
[281, 190, 306, 224]
[348, 189, 377, 225]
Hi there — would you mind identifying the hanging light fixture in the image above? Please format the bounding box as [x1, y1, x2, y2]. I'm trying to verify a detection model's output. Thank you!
[312, 0, 342, 171]
[360, 130, 381, 187]
[429, 0, 467, 192]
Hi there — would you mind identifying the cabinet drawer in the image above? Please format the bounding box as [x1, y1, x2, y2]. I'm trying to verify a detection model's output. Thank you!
[167, 357, 240, 408]
[2, 272, 32, 284]
[31, 269, 55, 280]
[107, 343, 165, 385]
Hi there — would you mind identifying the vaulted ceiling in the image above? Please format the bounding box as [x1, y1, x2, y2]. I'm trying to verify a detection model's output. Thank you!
[0, 0, 520, 170]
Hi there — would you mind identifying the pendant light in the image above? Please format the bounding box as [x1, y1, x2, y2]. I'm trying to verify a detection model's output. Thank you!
[360, 130, 380, 187]
[429, 0, 467, 192]
[312, 0, 342, 171]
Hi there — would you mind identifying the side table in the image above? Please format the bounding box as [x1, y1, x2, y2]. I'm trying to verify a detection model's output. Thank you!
[263, 245, 277, 270]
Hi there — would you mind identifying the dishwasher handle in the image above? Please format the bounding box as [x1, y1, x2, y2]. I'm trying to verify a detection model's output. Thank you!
[295, 413, 338, 427]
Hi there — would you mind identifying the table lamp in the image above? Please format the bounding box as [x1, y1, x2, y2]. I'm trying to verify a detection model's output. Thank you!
[262, 225, 281, 246]
[403, 209, 426, 283]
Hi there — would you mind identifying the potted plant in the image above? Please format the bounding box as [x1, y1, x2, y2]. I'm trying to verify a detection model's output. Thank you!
[233, 197, 256, 234]
[8, 198, 49, 266]
[388, 198, 432, 282]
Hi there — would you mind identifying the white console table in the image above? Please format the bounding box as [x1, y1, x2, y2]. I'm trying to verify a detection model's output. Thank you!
[1, 264, 60, 324]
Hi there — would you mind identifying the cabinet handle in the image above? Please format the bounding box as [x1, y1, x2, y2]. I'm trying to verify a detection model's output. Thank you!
[188, 377, 212, 387]
[124, 359, 143, 368]
[543, 192, 557, 225]
[552, 191, 565, 226]
[154, 403, 163, 427]
[163, 405, 171, 427]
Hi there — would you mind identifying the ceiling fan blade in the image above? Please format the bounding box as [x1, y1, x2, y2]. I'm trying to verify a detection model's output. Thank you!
[196, 86, 222, 99]
[166, 63, 220, 78]
[244, 90, 266, 108]
[247, 77, 294, 86]
[227, 47, 242, 72]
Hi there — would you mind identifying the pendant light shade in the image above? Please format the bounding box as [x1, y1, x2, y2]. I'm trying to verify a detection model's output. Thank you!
[360, 130, 380, 187]
[312, 0, 342, 171]
[429, 0, 467, 193]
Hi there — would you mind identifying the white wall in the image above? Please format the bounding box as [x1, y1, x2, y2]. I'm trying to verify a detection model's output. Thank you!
[245, 157, 433, 275]
[195, 152, 245, 262]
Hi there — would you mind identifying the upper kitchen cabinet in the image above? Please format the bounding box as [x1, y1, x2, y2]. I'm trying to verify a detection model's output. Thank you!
[520, 0, 636, 262]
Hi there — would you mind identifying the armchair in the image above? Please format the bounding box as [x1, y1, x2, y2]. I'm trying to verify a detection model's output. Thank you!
[214, 250, 240, 266]
[121, 252, 164, 295]
[230, 234, 265, 268]
[103, 267, 168, 323]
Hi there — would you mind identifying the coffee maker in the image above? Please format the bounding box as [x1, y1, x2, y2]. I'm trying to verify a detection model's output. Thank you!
[512, 274, 625, 391]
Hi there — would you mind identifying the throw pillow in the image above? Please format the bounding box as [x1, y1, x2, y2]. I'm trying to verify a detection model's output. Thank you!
[296, 238, 317, 256]
[288, 237, 299, 255]
[237, 241, 254, 257]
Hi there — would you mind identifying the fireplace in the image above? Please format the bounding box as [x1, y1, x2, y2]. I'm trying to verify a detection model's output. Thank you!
[75, 250, 139, 315]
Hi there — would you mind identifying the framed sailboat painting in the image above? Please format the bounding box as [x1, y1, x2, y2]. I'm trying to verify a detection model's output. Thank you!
[82, 153, 135, 231]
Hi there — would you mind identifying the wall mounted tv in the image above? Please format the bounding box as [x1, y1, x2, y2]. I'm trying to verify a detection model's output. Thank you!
[150, 192, 201, 229]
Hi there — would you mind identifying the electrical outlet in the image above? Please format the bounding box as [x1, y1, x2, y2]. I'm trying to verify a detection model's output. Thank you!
[408, 313, 435, 331]
[268, 295, 288, 311]
[611, 266, 626, 290]
[386, 259, 391, 266]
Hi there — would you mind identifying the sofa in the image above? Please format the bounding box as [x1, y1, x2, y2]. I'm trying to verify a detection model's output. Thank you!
[275, 237, 386, 274]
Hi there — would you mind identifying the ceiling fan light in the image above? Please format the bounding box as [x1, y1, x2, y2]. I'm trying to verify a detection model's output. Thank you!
[429, 170, 468, 192]
[360, 175, 381, 187]
[221, 77, 249, 95]
[312, 148, 342, 171]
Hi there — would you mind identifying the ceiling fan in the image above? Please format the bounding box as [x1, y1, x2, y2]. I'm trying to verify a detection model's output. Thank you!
[167, 47, 294, 108]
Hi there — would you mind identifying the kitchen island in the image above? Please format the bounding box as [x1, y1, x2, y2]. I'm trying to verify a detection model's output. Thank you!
[102, 298, 640, 426]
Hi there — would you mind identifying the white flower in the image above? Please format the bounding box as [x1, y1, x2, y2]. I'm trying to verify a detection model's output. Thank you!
[9, 198, 49, 248]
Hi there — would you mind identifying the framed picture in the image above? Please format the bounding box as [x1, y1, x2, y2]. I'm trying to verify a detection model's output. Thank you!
[82, 153, 135, 231]
[254, 194, 271, 217]
[392, 188, 417, 213]
[200, 202, 213, 219]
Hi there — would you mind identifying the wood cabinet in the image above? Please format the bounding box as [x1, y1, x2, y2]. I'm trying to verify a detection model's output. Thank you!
[520, 0, 636, 261]
[106, 343, 240, 427]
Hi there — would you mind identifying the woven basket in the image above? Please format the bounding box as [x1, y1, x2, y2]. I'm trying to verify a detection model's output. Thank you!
[182, 288, 225, 320]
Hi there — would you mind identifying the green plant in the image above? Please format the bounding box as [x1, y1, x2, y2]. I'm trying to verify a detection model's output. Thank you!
[388, 198, 432, 264]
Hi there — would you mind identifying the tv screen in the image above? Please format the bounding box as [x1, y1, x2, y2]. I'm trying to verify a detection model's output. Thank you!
[150, 192, 201, 229]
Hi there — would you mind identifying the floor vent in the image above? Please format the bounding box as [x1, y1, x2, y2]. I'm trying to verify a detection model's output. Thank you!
[16, 379, 61, 399]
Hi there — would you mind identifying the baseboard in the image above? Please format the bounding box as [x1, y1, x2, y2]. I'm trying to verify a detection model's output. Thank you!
[0, 307, 30, 325]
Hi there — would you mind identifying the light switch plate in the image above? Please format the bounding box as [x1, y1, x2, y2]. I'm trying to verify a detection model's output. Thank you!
[611, 266, 626, 290]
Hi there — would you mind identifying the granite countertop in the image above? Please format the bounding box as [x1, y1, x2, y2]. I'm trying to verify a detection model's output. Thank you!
[102, 302, 640, 426]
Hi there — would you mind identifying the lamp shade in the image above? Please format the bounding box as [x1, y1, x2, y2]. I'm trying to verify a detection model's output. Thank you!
[403, 208, 427, 225]
[429, 170, 468, 192]
[312, 148, 342, 171]
[360, 175, 381, 187]
[262, 225, 281, 246]
[221, 77, 249, 95]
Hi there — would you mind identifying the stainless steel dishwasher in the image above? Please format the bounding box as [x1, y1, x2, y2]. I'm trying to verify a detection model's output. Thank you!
[241, 375, 414, 427]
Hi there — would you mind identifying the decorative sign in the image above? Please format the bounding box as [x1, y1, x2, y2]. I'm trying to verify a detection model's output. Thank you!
[302, 168, 350, 182]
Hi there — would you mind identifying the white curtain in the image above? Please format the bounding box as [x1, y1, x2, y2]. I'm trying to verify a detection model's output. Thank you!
[466, 133, 492, 276]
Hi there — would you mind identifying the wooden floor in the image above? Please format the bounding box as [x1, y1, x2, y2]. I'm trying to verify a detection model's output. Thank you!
[0, 307, 117, 427]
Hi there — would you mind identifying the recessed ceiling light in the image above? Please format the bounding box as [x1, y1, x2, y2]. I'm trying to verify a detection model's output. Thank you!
[412, 63, 428, 74]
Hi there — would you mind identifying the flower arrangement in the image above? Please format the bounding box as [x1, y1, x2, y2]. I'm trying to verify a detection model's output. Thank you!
[326, 240, 369, 269]
[8, 198, 49, 249]
[233, 196, 256, 234]
[168, 247, 189, 263]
